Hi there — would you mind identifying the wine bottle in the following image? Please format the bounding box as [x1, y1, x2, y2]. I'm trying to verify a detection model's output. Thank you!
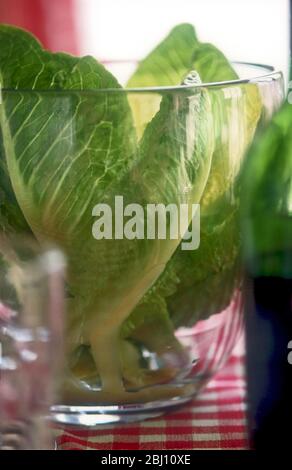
[241, 100, 292, 449]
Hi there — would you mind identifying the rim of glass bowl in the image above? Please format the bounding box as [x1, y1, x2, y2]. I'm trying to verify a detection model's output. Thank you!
[1, 62, 283, 94]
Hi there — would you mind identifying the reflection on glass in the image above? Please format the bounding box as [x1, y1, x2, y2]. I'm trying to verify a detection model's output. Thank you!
[0, 237, 65, 449]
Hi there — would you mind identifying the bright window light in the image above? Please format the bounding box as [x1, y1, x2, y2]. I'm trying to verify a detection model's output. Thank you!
[74, 0, 290, 83]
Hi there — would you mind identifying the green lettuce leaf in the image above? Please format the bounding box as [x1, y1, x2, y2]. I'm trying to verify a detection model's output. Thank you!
[124, 23, 261, 336]
[0, 24, 129, 236]
[127, 24, 199, 138]
[127, 23, 199, 88]
[0, 25, 140, 392]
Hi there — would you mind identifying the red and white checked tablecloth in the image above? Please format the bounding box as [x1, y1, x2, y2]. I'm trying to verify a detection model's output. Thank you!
[55, 335, 249, 450]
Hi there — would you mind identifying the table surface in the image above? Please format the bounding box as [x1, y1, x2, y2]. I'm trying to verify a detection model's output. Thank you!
[55, 336, 248, 450]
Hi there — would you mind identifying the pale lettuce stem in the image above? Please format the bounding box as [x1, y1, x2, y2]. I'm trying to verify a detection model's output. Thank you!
[89, 325, 124, 393]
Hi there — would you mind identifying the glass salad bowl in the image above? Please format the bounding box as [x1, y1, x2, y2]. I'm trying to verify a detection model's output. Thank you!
[0, 61, 284, 426]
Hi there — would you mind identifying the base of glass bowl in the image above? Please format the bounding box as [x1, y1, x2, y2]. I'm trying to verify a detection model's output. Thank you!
[50, 290, 243, 427]
[50, 392, 200, 426]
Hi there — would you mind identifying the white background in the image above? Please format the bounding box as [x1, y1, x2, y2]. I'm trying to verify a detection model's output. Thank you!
[74, 0, 290, 84]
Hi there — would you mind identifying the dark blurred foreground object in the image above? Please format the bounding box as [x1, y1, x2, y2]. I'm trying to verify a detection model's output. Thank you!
[0, 0, 78, 54]
[241, 100, 292, 449]
[0, 238, 65, 449]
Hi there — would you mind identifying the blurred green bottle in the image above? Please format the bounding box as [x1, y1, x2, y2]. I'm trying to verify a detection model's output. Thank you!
[241, 99, 292, 449]
[242, 100, 292, 277]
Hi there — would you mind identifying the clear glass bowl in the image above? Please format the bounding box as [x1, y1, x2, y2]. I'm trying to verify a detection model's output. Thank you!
[1, 63, 284, 426]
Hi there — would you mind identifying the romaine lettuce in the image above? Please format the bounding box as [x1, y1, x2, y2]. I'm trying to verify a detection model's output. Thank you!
[0, 23, 263, 397]
[0, 24, 216, 395]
